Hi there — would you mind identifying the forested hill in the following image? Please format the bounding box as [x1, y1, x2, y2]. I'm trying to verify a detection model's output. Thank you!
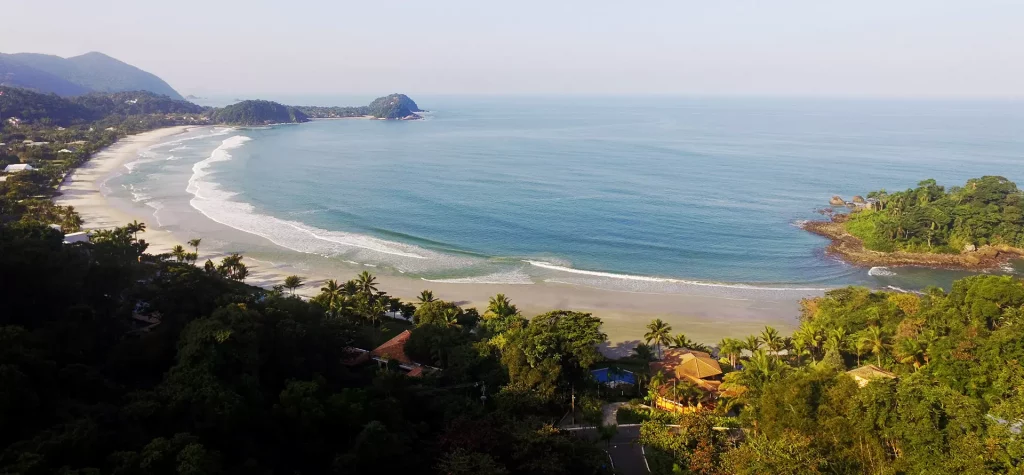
[0, 52, 184, 100]
[0, 87, 206, 126]
[844, 176, 1024, 252]
[208, 100, 310, 125]
[295, 93, 423, 120]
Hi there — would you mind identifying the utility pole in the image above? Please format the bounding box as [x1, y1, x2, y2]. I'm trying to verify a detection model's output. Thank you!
[571, 385, 576, 425]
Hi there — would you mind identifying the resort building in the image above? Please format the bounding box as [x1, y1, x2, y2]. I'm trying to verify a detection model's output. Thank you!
[651, 348, 724, 393]
[846, 364, 898, 388]
[62, 232, 90, 244]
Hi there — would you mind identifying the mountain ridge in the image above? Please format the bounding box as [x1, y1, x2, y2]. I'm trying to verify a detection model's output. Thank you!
[0, 51, 183, 100]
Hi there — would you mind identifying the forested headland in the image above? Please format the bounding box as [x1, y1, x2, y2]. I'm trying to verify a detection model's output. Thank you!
[805, 176, 1024, 269]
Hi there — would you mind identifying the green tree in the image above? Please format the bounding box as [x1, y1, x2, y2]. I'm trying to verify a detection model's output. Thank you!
[283, 275, 303, 295]
[644, 319, 672, 359]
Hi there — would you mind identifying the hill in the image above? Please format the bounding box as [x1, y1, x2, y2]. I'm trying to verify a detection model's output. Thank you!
[0, 86, 99, 125]
[0, 87, 204, 126]
[209, 100, 309, 125]
[366, 93, 422, 119]
[0, 52, 183, 100]
[71, 91, 206, 117]
[0, 55, 91, 96]
[295, 93, 423, 120]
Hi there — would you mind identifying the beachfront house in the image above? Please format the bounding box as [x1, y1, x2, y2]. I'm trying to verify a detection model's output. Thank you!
[846, 364, 898, 388]
[649, 348, 726, 413]
[339, 330, 439, 378]
[4, 164, 34, 173]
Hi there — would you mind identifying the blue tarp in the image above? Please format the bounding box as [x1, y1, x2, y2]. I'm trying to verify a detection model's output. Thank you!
[591, 367, 636, 385]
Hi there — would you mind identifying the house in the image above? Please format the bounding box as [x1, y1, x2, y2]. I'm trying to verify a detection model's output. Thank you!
[651, 348, 724, 393]
[367, 330, 437, 377]
[62, 232, 90, 244]
[4, 164, 34, 172]
[846, 365, 898, 388]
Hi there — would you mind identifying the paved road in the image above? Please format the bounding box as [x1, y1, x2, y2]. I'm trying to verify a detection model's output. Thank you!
[573, 425, 648, 475]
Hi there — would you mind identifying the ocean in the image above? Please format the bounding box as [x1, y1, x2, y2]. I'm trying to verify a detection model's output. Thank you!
[108, 96, 1023, 295]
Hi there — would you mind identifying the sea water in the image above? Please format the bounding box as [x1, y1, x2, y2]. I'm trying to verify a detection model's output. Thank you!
[110, 96, 1024, 293]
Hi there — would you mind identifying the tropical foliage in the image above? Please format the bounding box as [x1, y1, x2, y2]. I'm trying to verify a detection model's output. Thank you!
[845, 176, 1024, 252]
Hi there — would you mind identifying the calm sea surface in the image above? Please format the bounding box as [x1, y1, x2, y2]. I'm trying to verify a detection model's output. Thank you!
[114, 96, 1024, 293]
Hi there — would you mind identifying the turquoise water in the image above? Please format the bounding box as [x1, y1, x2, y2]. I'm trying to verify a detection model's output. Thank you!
[116, 97, 1024, 293]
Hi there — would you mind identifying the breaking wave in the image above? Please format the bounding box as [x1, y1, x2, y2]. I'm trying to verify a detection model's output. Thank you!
[868, 266, 897, 277]
[186, 135, 475, 273]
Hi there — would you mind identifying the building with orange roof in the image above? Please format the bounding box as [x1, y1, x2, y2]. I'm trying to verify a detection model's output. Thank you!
[366, 330, 437, 377]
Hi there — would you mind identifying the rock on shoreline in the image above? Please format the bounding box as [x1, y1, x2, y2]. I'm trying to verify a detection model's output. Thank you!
[801, 218, 1023, 270]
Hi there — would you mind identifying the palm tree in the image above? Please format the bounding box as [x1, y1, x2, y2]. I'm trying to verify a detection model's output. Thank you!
[761, 326, 784, 358]
[171, 244, 187, 262]
[718, 338, 744, 367]
[861, 325, 888, 367]
[187, 238, 202, 255]
[417, 290, 436, 305]
[320, 279, 345, 315]
[388, 297, 402, 317]
[826, 326, 849, 353]
[670, 333, 693, 349]
[356, 271, 378, 296]
[486, 294, 519, 318]
[644, 319, 673, 359]
[731, 349, 786, 392]
[632, 343, 656, 362]
[185, 252, 198, 264]
[126, 220, 146, 241]
[743, 335, 762, 354]
[442, 307, 461, 328]
[283, 275, 304, 295]
[896, 337, 926, 371]
[793, 325, 823, 361]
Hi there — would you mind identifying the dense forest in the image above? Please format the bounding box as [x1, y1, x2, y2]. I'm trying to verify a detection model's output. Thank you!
[0, 222, 611, 474]
[845, 176, 1024, 253]
[209, 100, 310, 126]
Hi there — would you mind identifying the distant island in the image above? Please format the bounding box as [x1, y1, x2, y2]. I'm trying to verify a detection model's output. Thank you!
[216, 94, 424, 125]
[803, 176, 1024, 269]
[296, 93, 423, 120]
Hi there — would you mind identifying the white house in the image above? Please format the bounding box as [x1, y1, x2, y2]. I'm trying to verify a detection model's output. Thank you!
[62, 232, 90, 244]
[4, 164, 34, 172]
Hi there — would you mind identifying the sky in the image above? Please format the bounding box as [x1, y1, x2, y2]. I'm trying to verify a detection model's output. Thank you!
[2, 0, 1023, 97]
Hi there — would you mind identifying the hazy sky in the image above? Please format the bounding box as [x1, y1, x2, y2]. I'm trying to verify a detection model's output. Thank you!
[3, 0, 1023, 97]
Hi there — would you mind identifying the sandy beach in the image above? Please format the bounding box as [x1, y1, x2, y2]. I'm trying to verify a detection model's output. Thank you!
[55, 126, 815, 354]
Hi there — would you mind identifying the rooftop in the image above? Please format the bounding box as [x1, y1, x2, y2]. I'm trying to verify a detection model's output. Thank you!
[370, 329, 415, 366]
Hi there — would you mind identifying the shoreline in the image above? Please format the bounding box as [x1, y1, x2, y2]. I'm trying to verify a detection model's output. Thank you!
[802, 218, 1024, 270]
[53, 125, 813, 354]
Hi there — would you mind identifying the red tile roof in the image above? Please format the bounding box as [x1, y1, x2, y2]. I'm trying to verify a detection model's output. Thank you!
[371, 330, 414, 365]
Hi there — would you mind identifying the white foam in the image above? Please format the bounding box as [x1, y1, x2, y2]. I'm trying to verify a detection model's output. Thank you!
[165, 155, 178, 161]
[868, 266, 897, 277]
[524, 259, 828, 292]
[186, 135, 473, 272]
[422, 269, 534, 285]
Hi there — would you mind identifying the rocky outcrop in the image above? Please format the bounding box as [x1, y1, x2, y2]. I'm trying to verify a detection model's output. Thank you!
[852, 195, 866, 204]
[830, 196, 846, 206]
